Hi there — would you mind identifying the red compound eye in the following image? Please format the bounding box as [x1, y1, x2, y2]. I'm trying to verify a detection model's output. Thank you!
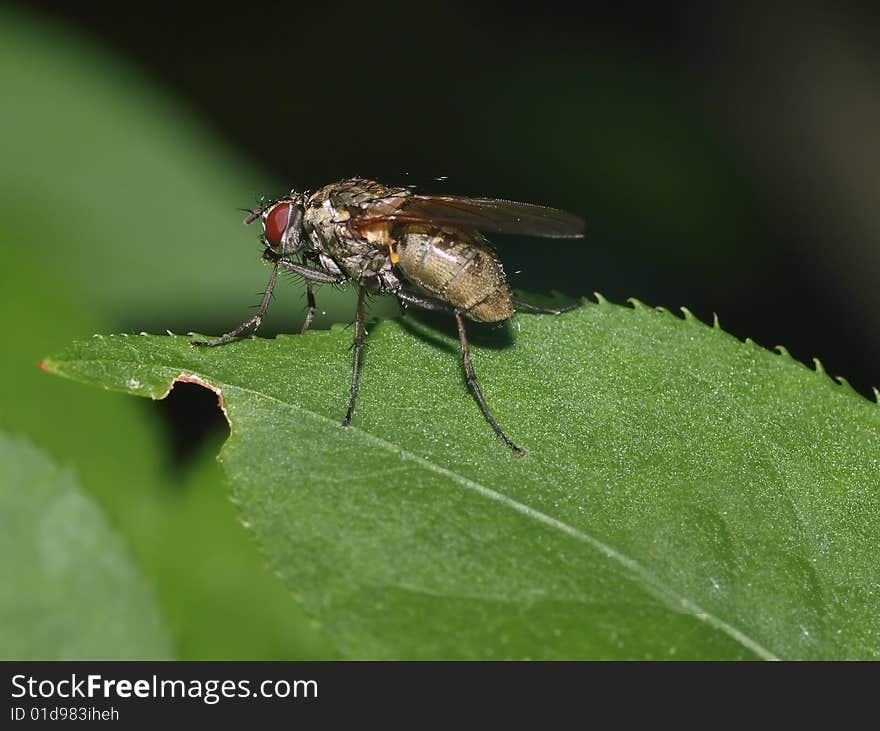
[264, 202, 292, 247]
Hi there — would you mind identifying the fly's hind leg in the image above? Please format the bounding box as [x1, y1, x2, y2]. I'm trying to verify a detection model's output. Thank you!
[454, 311, 524, 456]
[513, 297, 581, 315]
[396, 288, 456, 314]
[397, 287, 523, 456]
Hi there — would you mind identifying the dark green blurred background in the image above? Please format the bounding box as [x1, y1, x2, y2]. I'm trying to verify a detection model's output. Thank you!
[3, 2, 879, 658]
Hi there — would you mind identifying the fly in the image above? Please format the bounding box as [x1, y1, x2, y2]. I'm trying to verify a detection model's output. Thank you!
[190, 178, 585, 455]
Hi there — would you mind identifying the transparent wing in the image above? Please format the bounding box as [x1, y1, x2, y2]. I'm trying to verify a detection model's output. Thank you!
[352, 194, 585, 239]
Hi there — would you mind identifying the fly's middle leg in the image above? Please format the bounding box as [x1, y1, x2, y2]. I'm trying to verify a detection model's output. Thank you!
[301, 279, 316, 335]
[341, 285, 367, 429]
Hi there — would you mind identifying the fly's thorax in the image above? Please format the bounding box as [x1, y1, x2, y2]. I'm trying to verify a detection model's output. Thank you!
[305, 178, 410, 223]
[303, 179, 398, 257]
[302, 178, 409, 290]
[303, 212, 388, 279]
[300, 209, 394, 291]
[396, 225, 514, 323]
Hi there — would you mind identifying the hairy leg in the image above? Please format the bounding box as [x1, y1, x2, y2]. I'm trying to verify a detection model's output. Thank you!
[341, 285, 367, 428]
[396, 288, 455, 313]
[513, 298, 580, 315]
[396, 287, 523, 454]
[278, 259, 347, 283]
[190, 264, 280, 347]
[301, 279, 316, 335]
[454, 311, 523, 455]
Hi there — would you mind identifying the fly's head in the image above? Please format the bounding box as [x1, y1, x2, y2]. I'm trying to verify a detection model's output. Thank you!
[246, 192, 306, 257]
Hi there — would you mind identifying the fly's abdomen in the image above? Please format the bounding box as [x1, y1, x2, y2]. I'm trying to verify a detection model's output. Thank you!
[396, 227, 514, 322]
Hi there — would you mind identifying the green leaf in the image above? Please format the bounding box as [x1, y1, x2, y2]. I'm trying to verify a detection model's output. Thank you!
[42, 301, 880, 659]
[0, 431, 173, 659]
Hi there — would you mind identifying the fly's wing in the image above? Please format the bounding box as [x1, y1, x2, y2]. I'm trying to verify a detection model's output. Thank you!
[351, 193, 585, 239]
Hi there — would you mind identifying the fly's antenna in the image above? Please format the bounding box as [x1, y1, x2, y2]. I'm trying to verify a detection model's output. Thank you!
[243, 208, 264, 225]
[243, 192, 303, 226]
[242, 195, 274, 225]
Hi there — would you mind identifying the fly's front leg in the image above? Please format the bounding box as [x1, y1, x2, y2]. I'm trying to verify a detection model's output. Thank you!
[190, 264, 280, 347]
[342, 285, 367, 428]
[277, 259, 348, 283]
[454, 311, 524, 456]
[190, 260, 343, 347]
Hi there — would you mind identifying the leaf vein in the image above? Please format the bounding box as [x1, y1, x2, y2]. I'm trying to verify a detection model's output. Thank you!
[217, 379, 780, 661]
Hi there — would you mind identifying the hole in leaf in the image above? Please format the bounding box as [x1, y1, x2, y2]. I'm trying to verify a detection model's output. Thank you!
[150, 381, 229, 471]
